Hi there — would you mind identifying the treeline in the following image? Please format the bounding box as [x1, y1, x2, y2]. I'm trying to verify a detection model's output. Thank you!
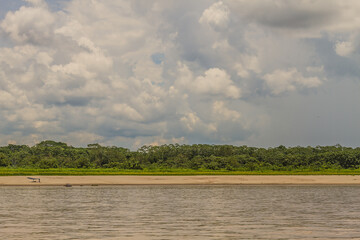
[0, 140, 360, 171]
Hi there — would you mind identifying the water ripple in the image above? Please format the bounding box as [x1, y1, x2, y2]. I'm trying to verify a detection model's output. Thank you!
[1, 185, 360, 239]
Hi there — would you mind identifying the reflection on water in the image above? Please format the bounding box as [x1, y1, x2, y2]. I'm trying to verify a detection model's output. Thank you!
[1, 185, 360, 239]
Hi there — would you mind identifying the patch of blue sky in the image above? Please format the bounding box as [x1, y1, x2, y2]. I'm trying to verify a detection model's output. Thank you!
[0, 0, 70, 20]
[0, 0, 23, 20]
[47, 0, 71, 12]
[151, 53, 165, 65]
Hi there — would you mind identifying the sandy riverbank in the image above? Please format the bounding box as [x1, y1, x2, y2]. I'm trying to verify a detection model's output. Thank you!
[1, 175, 360, 186]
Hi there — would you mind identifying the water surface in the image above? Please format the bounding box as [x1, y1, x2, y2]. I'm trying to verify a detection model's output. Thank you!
[1, 185, 360, 239]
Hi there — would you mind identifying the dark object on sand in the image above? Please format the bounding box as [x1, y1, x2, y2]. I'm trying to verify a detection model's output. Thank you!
[65, 183, 72, 187]
[27, 177, 40, 183]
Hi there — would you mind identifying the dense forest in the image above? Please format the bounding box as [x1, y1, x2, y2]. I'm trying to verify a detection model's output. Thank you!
[1, 140, 360, 171]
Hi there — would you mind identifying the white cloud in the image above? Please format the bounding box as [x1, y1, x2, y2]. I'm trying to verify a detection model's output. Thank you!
[306, 66, 324, 74]
[180, 112, 217, 134]
[0, 45, 38, 68]
[113, 104, 144, 122]
[180, 112, 200, 132]
[176, 66, 241, 99]
[51, 45, 113, 79]
[263, 68, 322, 95]
[335, 41, 355, 57]
[58, 0, 154, 55]
[212, 101, 241, 122]
[1, 3, 55, 44]
[0, 90, 18, 109]
[62, 131, 104, 146]
[36, 52, 53, 66]
[234, 54, 261, 78]
[199, 1, 230, 30]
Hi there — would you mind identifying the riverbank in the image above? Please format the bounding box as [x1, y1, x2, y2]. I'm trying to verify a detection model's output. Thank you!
[1, 175, 360, 186]
[2, 168, 360, 176]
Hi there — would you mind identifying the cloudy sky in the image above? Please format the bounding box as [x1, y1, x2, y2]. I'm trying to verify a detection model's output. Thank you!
[0, 0, 360, 149]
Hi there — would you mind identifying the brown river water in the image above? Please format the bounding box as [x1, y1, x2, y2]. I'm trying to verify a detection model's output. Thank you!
[1, 185, 360, 239]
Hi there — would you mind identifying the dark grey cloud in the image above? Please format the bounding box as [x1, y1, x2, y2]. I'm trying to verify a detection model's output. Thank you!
[226, 0, 340, 30]
[252, 79, 360, 148]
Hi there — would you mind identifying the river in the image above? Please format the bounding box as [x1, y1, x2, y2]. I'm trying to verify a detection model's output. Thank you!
[1, 185, 360, 239]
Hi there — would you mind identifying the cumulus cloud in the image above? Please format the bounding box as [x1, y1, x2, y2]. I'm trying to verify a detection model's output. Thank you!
[193, 68, 241, 99]
[180, 112, 217, 134]
[51, 44, 113, 79]
[176, 64, 241, 99]
[1, 2, 55, 44]
[263, 68, 323, 95]
[0, 0, 359, 148]
[335, 41, 355, 57]
[112, 104, 144, 122]
[199, 1, 230, 30]
[212, 101, 241, 122]
[234, 54, 261, 78]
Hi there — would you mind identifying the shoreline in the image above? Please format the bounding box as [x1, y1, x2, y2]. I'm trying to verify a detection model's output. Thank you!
[1, 175, 360, 186]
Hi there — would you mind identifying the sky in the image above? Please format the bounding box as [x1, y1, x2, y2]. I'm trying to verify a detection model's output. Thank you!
[0, 0, 360, 149]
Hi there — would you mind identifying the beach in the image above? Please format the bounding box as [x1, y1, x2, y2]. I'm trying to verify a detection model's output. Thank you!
[1, 175, 360, 186]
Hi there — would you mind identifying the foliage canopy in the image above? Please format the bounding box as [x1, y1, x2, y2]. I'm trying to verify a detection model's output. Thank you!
[1, 140, 360, 171]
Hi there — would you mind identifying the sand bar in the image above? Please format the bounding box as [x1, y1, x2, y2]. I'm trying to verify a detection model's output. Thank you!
[1, 175, 360, 186]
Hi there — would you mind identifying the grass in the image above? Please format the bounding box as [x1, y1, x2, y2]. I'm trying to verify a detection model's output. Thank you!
[1, 168, 360, 176]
